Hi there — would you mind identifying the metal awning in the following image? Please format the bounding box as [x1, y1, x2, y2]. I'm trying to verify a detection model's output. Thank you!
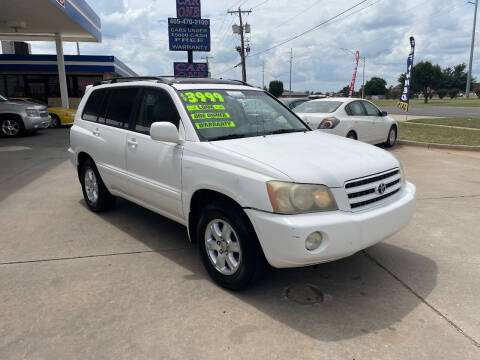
[0, 0, 101, 42]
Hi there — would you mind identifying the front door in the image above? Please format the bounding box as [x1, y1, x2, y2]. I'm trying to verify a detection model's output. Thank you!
[125, 87, 184, 221]
[362, 101, 387, 143]
[347, 100, 373, 142]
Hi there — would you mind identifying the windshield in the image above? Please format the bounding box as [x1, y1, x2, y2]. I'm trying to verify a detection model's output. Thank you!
[0, 94, 7, 102]
[177, 89, 308, 141]
[295, 101, 343, 114]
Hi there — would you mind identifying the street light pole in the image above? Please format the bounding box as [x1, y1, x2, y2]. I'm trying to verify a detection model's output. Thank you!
[466, 0, 478, 99]
[362, 57, 366, 99]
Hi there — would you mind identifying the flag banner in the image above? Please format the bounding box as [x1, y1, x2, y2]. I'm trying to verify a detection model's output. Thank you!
[348, 51, 360, 98]
[397, 36, 415, 112]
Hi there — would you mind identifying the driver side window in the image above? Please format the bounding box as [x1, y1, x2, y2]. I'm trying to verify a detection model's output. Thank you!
[135, 88, 180, 135]
[362, 101, 381, 116]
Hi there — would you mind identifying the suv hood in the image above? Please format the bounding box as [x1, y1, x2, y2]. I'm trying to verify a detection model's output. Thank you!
[2, 100, 46, 110]
[211, 130, 399, 187]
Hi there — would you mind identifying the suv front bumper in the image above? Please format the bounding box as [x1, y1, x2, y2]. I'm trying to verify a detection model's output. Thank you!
[23, 115, 51, 131]
[245, 181, 416, 268]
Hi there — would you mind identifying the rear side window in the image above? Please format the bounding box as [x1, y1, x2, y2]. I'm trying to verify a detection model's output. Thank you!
[103, 88, 138, 128]
[82, 89, 106, 122]
[345, 101, 366, 116]
[135, 88, 180, 134]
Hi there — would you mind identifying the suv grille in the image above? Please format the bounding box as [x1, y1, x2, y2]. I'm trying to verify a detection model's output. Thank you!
[345, 169, 402, 210]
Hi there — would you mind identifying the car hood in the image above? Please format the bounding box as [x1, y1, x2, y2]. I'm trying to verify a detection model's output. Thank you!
[211, 130, 399, 187]
[1, 100, 46, 110]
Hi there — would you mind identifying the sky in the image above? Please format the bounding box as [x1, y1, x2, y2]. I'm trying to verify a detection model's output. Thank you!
[29, 0, 478, 93]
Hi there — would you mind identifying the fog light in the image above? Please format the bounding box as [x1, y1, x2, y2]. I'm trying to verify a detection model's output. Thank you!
[305, 232, 323, 251]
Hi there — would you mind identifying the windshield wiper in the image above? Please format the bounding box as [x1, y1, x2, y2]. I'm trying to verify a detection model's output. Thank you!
[263, 129, 306, 136]
[208, 134, 248, 141]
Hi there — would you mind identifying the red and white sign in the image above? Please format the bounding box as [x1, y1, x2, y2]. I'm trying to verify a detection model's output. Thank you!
[348, 51, 360, 98]
[56, 0, 66, 8]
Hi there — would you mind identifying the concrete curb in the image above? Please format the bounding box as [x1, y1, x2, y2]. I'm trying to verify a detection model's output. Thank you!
[398, 140, 480, 152]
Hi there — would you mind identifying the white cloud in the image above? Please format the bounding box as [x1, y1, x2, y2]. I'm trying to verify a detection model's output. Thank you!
[29, 0, 479, 92]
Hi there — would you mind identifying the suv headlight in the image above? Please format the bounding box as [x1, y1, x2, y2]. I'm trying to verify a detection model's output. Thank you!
[25, 108, 40, 117]
[266, 181, 338, 214]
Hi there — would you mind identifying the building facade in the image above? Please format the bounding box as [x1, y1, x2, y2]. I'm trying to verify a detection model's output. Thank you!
[0, 54, 137, 108]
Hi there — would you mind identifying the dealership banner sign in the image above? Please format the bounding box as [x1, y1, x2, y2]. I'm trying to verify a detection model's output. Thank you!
[174, 62, 208, 78]
[397, 36, 415, 112]
[348, 51, 360, 98]
[177, 0, 201, 19]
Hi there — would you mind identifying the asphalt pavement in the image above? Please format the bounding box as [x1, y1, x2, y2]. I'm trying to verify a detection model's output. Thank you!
[382, 105, 480, 117]
[1, 128, 479, 359]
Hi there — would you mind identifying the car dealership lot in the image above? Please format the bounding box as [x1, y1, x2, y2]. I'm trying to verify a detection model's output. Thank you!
[1, 129, 479, 359]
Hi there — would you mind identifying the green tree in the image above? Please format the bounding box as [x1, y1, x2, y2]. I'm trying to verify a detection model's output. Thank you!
[268, 80, 284, 97]
[364, 77, 388, 95]
[442, 63, 473, 90]
[411, 61, 443, 103]
[448, 88, 460, 99]
[436, 89, 448, 99]
[339, 85, 351, 96]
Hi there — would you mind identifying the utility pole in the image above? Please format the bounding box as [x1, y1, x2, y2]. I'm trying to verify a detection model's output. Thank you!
[201, 55, 214, 77]
[228, 7, 251, 82]
[361, 57, 366, 99]
[466, 0, 478, 99]
[262, 60, 265, 89]
[289, 48, 293, 95]
[76, 42, 80, 55]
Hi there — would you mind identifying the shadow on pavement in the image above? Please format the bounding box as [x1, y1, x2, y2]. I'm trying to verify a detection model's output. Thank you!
[0, 128, 70, 202]
[94, 197, 438, 342]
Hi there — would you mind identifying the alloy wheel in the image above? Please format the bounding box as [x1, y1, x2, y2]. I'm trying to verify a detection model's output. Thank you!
[204, 219, 242, 275]
[84, 168, 99, 204]
[1, 119, 20, 136]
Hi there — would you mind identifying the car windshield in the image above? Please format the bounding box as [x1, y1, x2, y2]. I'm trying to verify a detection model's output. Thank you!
[0, 94, 7, 102]
[177, 89, 308, 141]
[295, 101, 343, 113]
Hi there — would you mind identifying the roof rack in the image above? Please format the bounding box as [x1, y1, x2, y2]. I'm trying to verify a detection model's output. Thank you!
[93, 76, 255, 88]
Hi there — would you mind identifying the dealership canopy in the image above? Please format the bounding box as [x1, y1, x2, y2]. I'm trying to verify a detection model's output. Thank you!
[0, 0, 101, 107]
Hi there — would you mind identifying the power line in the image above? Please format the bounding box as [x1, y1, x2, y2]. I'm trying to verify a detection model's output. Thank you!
[270, 0, 324, 31]
[251, 0, 270, 10]
[215, 0, 370, 76]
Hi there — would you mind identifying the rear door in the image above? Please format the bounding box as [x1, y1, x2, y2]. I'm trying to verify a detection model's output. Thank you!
[89, 87, 139, 195]
[362, 101, 388, 143]
[125, 87, 184, 221]
[345, 100, 371, 142]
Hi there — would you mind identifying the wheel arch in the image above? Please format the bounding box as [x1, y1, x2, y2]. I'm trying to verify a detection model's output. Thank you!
[76, 152, 94, 182]
[188, 189, 254, 244]
[0, 113, 24, 123]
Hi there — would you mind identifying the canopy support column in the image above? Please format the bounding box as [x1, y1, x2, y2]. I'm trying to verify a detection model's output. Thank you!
[55, 33, 69, 109]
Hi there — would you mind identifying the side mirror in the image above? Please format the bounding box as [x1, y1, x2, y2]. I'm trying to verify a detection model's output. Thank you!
[150, 122, 182, 144]
[381, 111, 388, 117]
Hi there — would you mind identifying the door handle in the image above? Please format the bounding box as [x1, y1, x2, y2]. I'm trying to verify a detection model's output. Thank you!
[127, 139, 138, 147]
[92, 128, 100, 136]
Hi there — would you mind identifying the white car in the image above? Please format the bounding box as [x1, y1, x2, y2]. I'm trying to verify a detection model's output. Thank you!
[294, 98, 398, 146]
[68, 77, 416, 289]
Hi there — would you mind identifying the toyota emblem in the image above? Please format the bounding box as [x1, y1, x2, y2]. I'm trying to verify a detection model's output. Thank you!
[377, 183, 387, 195]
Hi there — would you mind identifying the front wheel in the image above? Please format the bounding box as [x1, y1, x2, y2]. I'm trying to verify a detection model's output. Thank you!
[385, 126, 397, 147]
[197, 202, 263, 290]
[50, 114, 61, 128]
[1, 118, 23, 137]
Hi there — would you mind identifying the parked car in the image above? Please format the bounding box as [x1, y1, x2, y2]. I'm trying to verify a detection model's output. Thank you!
[69, 77, 416, 289]
[294, 98, 398, 146]
[279, 97, 310, 110]
[9, 97, 76, 128]
[0, 94, 51, 137]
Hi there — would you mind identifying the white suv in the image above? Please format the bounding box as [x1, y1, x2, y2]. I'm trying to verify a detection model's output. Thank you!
[69, 77, 416, 289]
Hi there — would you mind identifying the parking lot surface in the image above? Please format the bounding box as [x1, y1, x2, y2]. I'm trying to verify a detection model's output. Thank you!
[1, 129, 479, 359]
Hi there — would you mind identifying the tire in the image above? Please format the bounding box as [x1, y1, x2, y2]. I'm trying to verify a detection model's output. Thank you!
[50, 114, 61, 128]
[347, 131, 357, 140]
[1, 117, 23, 137]
[385, 126, 397, 147]
[80, 159, 116, 212]
[197, 202, 264, 290]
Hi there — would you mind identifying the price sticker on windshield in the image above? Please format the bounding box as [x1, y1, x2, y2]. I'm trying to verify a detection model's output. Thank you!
[180, 92, 225, 103]
[195, 121, 236, 129]
[191, 112, 231, 120]
[187, 104, 225, 111]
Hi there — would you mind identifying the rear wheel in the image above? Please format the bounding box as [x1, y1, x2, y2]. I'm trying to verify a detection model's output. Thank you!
[80, 159, 116, 212]
[347, 131, 357, 140]
[385, 126, 397, 147]
[1, 117, 23, 137]
[197, 202, 263, 290]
